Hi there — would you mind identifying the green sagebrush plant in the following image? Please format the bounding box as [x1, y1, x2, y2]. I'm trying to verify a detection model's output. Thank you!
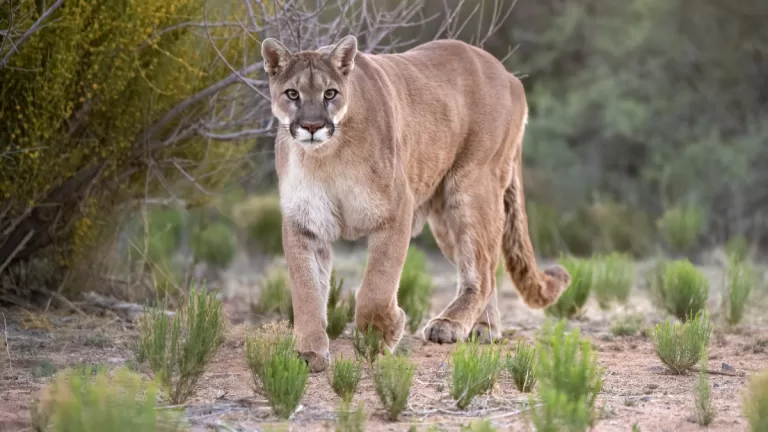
[329, 356, 363, 402]
[658, 259, 709, 321]
[372, 354, 415, 421]
[744, 369, 768, 432]
[722, 254, 756, 326]
[651, 310, 712, 374]
[529, 320, 604, 432]
[545, 256, 593, 319]
[450, 337, 504, 409]
[398, 247, 434, 333]
[134, 282, 224, 404]
[506, 339, 537, 393]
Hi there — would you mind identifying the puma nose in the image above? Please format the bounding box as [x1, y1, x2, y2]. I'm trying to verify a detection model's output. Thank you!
[301, 121, 324, 134]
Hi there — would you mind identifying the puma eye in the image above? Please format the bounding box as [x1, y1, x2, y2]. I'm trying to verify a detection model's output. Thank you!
[285, 89, 299, 100]
[324, 89, 338, 100]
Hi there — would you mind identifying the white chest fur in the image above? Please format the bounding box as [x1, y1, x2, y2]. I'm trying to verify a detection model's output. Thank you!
[279, 152, 387, 242]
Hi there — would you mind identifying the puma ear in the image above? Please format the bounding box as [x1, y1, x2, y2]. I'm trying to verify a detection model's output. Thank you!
[262, 38, 291, 76]
[329, 35, 357, 76]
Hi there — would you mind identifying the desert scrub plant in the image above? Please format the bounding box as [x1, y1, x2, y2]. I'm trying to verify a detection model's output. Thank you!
[397, 247, 433, 333]
[327, 270, 354, 339]
[232, 194, 284, 255]
[744, 369, 768, 432]
[253, 267, 293, 324]
[722, 254, 756, 326]
[610, 313, 646, 337]
[244, 321, 295, 393]
[450, 337, 504, 409]
[260, 341, 310, 419]
[329, 356, 363, 402]
[373, 354, 415, 421]
[656, 204, 706, 255]
[692, 346, 715, 426]
[134, 282, 224, 403]
[591, 252, 635, 309]
[190, 221, 237, 270]
[352, 324, 384, 366]
[726, 235, 750, 263]
[529, 319, 604, 432]
[35, 359, 57, 378]
[658, 259, 710, 321]
[31, 366, 185, 432]
[506, 339, 537, 393]
[545, 256, 594, 319]
[336, 400, 366, 432]
[651, 310, 712, 374]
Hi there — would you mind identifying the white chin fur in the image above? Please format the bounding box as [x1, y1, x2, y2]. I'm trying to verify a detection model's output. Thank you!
[295, 127, 331, 145]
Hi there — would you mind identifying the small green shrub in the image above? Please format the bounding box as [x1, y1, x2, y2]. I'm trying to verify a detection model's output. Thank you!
[744, 369, 768, 432]
[35, 359, 57, 378]
[261, 343, 310, 419]
[134, 282, 224, 403]
[461, 420, 497, 431]
[352, 324, 384, 366]
[373, 354, 415, 421]
[658, 259, 710, 321]
[723, 254, 756, 326]
[651, 310, 712, 374]
[336, 400, 366, 432]
[657, 204, 705, 254]
[191, 221, 237, 269]
[545, 256, 593, 319]
[142, 208, 187, 265]
[398, 247, 433, 333]
[329, 357, 363, 402]
[507, 339, 537, 393]
[591, 252, 635, 309]
[32, 366, 185, 432]
[253, 267, 293, 324]
[244, 321, 295, 393]
[529, 320, 603, 432]
[327, 270, 354, 339]
[233, 195, 283, 255]
[610, 313, 646, 337]
[693, 346, 715, 426]
[450, 337, 504, 409]
[726, 235, 750, 263]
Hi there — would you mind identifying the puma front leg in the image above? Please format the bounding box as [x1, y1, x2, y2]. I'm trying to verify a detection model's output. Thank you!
[282, 222, 333, 373]
[354, 202, 413, 353]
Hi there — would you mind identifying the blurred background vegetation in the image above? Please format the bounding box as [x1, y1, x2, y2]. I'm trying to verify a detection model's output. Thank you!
[1, 0, 767, 308]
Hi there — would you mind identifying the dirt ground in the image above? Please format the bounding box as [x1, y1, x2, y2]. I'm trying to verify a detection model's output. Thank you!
[1, 250, 767, 432]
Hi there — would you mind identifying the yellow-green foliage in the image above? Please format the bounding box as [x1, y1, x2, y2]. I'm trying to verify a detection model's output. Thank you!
[32, 366, 186, 432]
[744, 369, 768, 432]
[658, 259, 710, 321]
[591, 252, 635, 309]
[722, 254, 756, 326]
[0, 0, 249, 264]
[657, 204, 706, 254]
[233, 195, 284, 255]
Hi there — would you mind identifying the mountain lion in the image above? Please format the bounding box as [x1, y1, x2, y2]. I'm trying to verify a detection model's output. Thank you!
[261, 35, 571, 372]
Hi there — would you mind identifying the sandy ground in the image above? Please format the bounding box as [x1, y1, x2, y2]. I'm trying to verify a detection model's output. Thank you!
[1, 249, 767, 432]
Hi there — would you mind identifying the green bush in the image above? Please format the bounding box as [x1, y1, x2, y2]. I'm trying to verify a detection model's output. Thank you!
[233, 195, 284, 255]
[327, 270, 354, 339]
[244, 321, 294, 394]
[329, 356, 363, 402]
[0, 0, 249, 276]
[32, 366, 185, 432]
[610, 313, 646, 337]
[191, 221, 237, 269]
[723, 254, 756, 326]
[253, 267, 293, 324]
[591, 252, 635, 309]
[693, 346, 715, 426]
[657, 204, 706, 255]
[506, 339, 537, 393]
[450, 337, 504, 409]
[134, 282, 224, 403]
[352, 324, 384, 366]
[397, 247, 433, 333]
[726, 235, 750, 263]
[529, 320, 603, 432]
[261, 343, 310, 419]
[744, 369, 768, 432]
[545, 256, 593, 319]
[336, 400, 366, 432]
[372, 354, 415, 421]
[657, 259, 710, 321]
[651, 311, 712, 375]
